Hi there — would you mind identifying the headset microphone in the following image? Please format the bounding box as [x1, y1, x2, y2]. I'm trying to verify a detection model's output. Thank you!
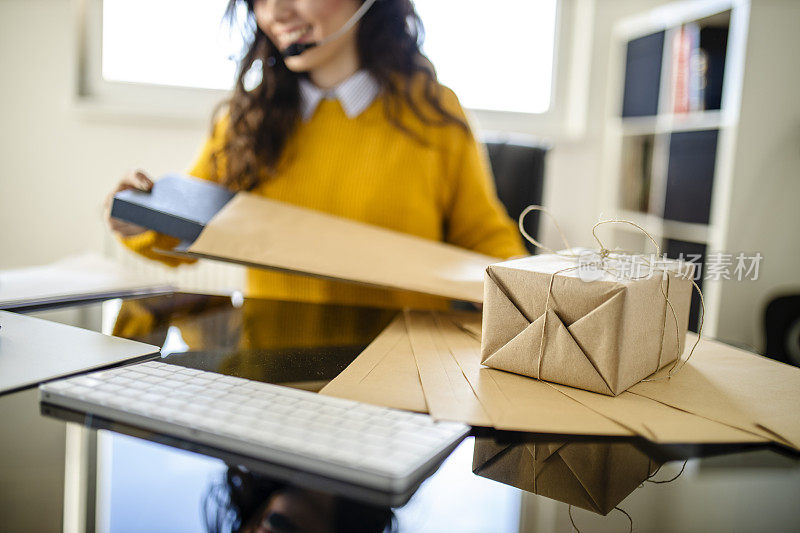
[280, 0, 379, 58]
[282, 41, 316, 58]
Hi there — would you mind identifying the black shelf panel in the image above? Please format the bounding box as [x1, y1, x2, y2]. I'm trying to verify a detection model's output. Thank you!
[663, 129, 718, 225]
[699, 25, 729, 111]
[621, 31, 665, 118]
[665, 238, 707, 333]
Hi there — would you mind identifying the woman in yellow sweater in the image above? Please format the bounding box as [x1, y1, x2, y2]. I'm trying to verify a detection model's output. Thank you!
[108, 0, 525, 311]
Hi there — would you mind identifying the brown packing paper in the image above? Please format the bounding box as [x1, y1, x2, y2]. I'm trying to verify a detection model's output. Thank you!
[452, 313, 768, 444]
[404, 310, 492, 427]
[480, 252, 693, 395]
[435, 313, 768, 445]
[450, 314, 482, 342]
[184, 193, 496, 303]
[630, 335, 800, 451]
[472, 438, 661, 515]
[548, 383, 767, 445]
[320, 309, 633, 436]
[319, 315, 427, 413]
[318, 310, 793, 449]
[432, 313, 634, 436]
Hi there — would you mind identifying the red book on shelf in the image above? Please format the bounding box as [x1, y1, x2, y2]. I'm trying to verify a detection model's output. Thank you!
[672, 26, 690, 114]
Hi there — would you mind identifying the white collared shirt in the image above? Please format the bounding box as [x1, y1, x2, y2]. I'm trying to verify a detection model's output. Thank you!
[299, 70, 381, 121]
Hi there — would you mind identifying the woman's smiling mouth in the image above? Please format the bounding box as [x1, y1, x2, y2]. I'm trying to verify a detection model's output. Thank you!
[280, 24, 313, 46]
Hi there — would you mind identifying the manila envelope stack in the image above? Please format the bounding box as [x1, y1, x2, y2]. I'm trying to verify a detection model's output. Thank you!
[321, 309, 800, 452]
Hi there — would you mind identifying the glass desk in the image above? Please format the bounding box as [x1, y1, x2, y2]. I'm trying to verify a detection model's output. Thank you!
[1, 293, 798, 533]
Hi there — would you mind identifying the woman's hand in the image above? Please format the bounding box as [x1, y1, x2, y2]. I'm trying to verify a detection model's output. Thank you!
[105, 170, 154, 237]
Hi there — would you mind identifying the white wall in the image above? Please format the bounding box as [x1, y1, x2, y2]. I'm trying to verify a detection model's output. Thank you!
[0, 0, 212, 270]
[715, 0, 800, 349]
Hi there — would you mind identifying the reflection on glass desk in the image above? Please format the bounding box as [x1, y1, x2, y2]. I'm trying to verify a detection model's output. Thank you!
[2, 292, 800, 532]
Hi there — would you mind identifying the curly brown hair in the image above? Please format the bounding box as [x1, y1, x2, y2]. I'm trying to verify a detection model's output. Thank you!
[213, 0, 469, 191]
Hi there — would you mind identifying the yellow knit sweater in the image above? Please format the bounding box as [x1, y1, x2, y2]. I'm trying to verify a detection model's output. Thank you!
[122, 80, 526, 309]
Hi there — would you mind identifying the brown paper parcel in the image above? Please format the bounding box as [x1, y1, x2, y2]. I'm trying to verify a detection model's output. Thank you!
[480, 252, 693, 395]
[472, 437, 661, 515]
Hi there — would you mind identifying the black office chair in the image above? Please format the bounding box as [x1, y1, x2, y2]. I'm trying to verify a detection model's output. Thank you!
[484, 140, 548, 254]
[764, 294, 800, 367]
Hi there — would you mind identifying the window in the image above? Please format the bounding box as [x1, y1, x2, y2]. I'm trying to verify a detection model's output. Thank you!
[101, 0, 241, 90]
[84, 0, 587, 136]
[99, 0, 558, 114]
[414, 0, 558, 114]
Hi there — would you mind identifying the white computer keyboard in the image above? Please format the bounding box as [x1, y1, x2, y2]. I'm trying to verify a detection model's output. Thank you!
[40, 361, 468, 492]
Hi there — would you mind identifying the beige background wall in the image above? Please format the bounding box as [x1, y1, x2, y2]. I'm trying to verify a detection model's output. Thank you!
[0, 0, 209, 269]
[713, 0, 800, 349]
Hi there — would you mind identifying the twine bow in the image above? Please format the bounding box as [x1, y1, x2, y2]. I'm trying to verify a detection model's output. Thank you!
[518, 205, 705, 383]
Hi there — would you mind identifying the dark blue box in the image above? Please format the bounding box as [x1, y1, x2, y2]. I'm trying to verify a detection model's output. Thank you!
[110, 174, 235, 244]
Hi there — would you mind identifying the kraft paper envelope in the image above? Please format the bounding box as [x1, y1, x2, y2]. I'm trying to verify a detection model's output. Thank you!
[183, 193, 496, 303]
[319, 315, 427, 413]
[548, 383, 767, 444]
[630, 336, 800, 451]
[444, 311, 765, 443]
[480, 253, 693, 395]
[320, 309, 794, 449]
[450, 315, 481, 342]
[450, 312, 767, 444]
[472, 438, 661, 515]
[432, 313, 634, 436]
[404, 310, 492, 426]
[322, 310, 631, 436]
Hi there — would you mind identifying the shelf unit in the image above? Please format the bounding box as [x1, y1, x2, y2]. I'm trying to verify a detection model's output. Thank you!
[601, 0, 750, 335]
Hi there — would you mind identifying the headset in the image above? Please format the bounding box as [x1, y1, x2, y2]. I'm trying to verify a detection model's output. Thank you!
[280, 0, 380, 58]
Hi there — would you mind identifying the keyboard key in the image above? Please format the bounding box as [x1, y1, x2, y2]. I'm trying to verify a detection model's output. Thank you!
[271, 395, 299, 406]
[71, 376, 103, 388]
[127, 380, 149, 390]
[161, 397, 184, 409]
[43, 380, 73, 392]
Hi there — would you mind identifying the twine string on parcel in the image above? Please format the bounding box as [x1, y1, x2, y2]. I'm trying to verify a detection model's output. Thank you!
[517, 205, 706, 383]
[645, 459, 689, 484]
[568, 504, 633, 533]
[568, 459, 684, 533]
[531, 444, 628, 533]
